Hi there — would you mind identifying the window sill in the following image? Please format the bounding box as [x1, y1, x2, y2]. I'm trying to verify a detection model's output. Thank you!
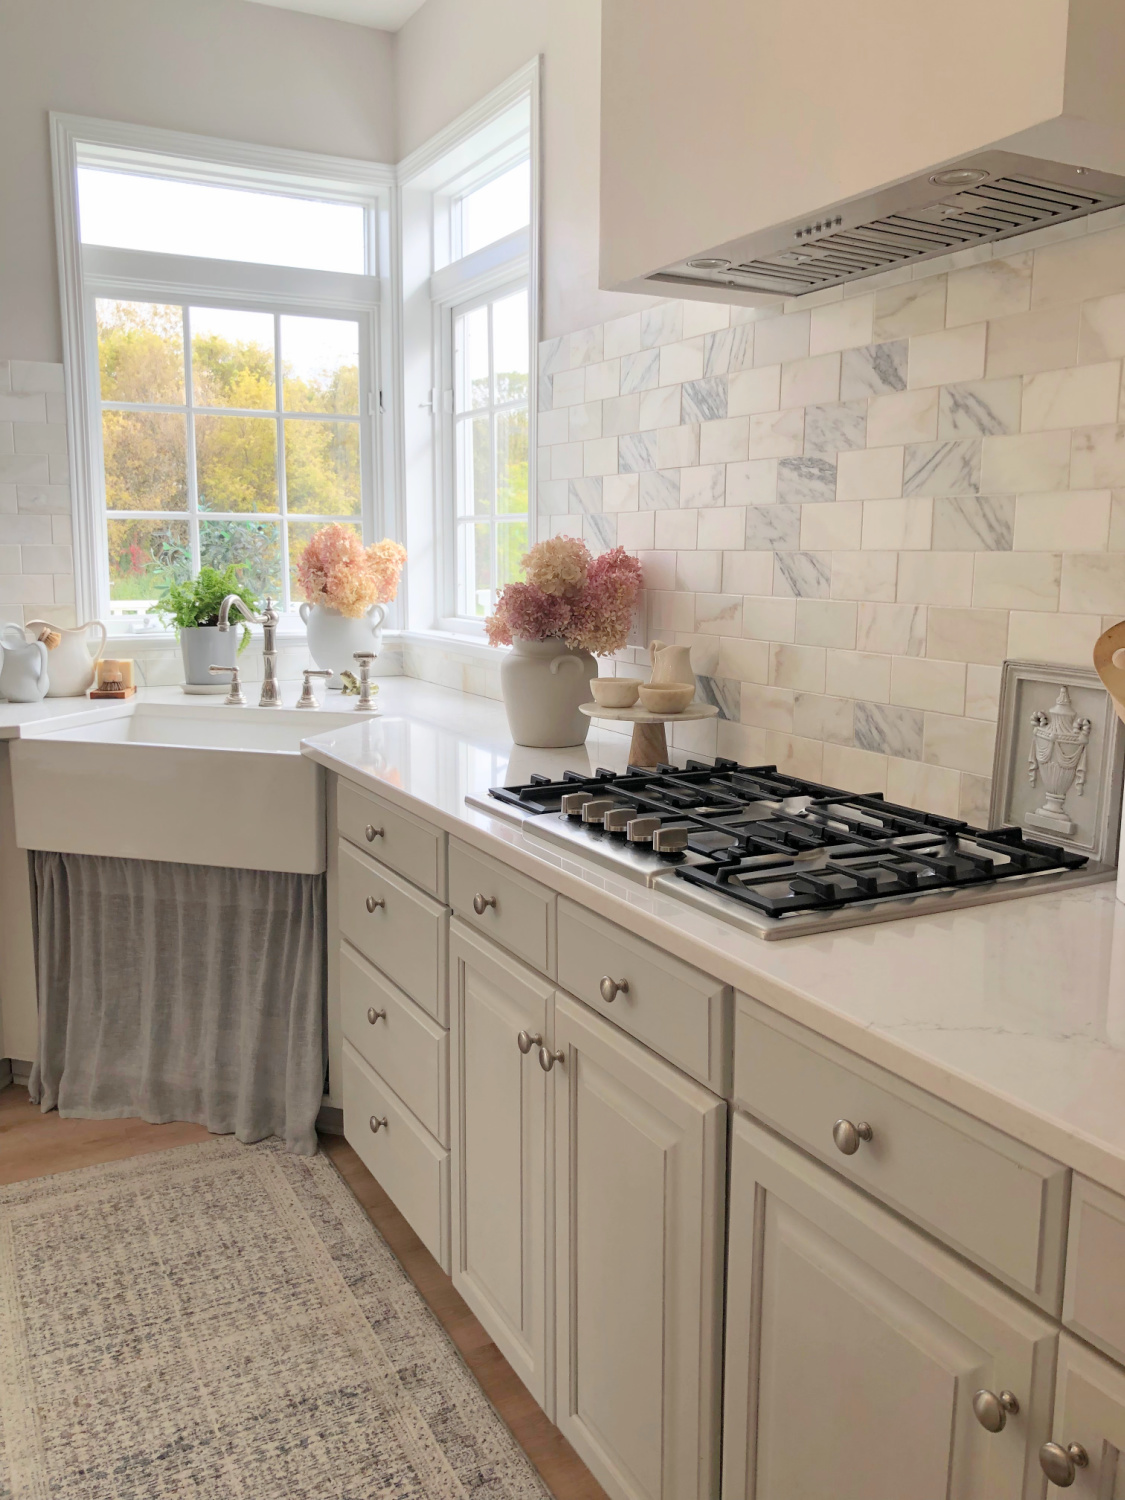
[397, 628, 506, 666]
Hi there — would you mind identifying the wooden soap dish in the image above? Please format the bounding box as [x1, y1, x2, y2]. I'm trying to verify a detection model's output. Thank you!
[579, 701, 718, 767]
[90, 686, 138, 699]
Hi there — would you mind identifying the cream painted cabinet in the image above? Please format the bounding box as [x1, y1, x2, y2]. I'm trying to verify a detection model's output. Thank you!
[553, 990, 726, 1500]
[449, 920, 553, 1412]
[1042, 1335, 1125, 1495]
[723, 1113, 1058, 1500]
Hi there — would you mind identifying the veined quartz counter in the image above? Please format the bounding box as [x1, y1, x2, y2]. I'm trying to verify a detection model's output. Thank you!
[303, 677, 1125, 1198]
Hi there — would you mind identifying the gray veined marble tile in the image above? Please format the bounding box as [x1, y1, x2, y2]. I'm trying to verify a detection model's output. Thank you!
[583, 512, 617, 551]
[931, 494, 1015, 551]
[696, 674, 741, 720]
[569, 325, 604, 368]
[777, 456, 837, 506]
[773, 550, 831, 598]
[746, 503, 801, 550]
[854, 701, 924, 760]
[640, 469, 680, 510]
[538, 374, 554, 411]
[620, 350, 660, 395]
[839, 340, 908, 400]
[681, 377, 728, 423]
[618, 431, 660, 473]
[939, 380, 1021, 437]
[641, 303, 683, 349]
[539, 335, 569, 377]
[803, 401, 867, 459]
[704, 324, 754, 376]
[568, 477, 604, 516]
[902, 438, 981, 497]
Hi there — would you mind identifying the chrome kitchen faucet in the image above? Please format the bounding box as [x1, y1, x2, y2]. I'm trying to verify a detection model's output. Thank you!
[217, 594, 282, 707]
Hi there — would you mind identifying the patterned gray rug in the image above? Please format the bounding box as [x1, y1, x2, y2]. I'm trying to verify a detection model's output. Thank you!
[0, 1138, 550, 1499]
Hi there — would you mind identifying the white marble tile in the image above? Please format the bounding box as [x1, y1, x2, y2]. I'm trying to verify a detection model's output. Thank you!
[1031, 223, 1125, 308]
[777, 456, 836, 505]
[682, 376, 728, 424]
[801, 501, 862, 551]
[583, 513, 617, 552]
[972, 551, 1060, 609]
[825, 648, 891, 702]
[908, 323, 987, 389]
[682, 300, 731, 339]
[931, 495, 1014, 550]
[867, 389, 938, 447]
[654, 507, 697, 549]
[873, 275, 947, 340]
[551, 442, 583, 479]
[946, 253, 1032, 327]
[638, 549, 676, 589]
[704, 323, 754, 376]
[1021, 361, 1121, 432]
[659, 339, 706, 386]
[773, 550, 831, 599]
[823, 742, 889, 795]
[726, 458, 778, 507]
[780, 353, 840, 409]
[809, 295, 874, 355]
[538, 407, 570, 445]
[568, 477, 603, 515]
[603, 313, 642, 359]
[885, 757, 961, 817]
[890, 656, 965, 716]
[861, 498, 933, 551]
[902, 439, 981, 497]
[743, 594, 796, 641]
[753, 310, 810, 367]
[697, 506, 745, 549]
[794, 598, 858, 649]
[583, 437, 618, 476]
[896, 551, 974, 606]
[794, 692, 855, 745]
[1013, 490, 1110, 551]
[1078, 290, 1125, 364]
[727, 365, 781, 416]
[603, 472, 641, 513]
[639, 384, 682, 431]
[569, 325, 604, 368]
[1071, 424, 1125, 488]
[965, 663, 1001, 721]
[926, 606, 1009, 665]
[539, 335, 569, 377]
[639, 469, 680, 510]
[585, 359, 621, 402]
[1059, 552, 1125, 613]
[958, 771, 992, 824]
[680, 464, 726, 508]
[769, 641, 827, 692]
[700, 416, 750, 464]
[840, 340, 908, 399]
[938, 378, 1022, 437]
[746, 503, 801, 550]
[569, 401, 603, 442]
[676, 549, 722, 592]
[601, 392, 642, 437]
[694, 592, 743, 635]
[657, 423, 700, 469]
[641, 302, 684, 348]
[836, 445, 904, 501]
[856, 601, 926, 657]
[742, 682, 796, 732]
[830, 550, 898, 602]
[552, 368, 586, 407]
[855, 700, 924, 760]
[1006, 609, 1102, 666]
[980, 430, 1071, 492]
[717, 635, 770, 683]
[620, 349, 660, 394]
[803, 400, 867, 458]
[986, 304, 1080, 378]
[618, 431, 659, 473]
[724, 551, 775, 595]
[922, 712, 995, 777]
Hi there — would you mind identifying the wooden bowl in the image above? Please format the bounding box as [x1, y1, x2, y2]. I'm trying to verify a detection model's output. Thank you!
[590, 677, 642, 708]
[638, 683, 695, 713]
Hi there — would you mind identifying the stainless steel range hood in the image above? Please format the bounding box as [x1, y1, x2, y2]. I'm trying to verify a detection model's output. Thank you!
[649, 151, 1125, 301]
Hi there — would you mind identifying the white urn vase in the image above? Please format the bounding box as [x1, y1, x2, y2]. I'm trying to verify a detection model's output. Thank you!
[299, 602, 385, 688]
[500, 637, 597, 748]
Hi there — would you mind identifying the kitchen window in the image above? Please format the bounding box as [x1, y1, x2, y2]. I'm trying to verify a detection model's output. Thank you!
[53, 116, 393, 631]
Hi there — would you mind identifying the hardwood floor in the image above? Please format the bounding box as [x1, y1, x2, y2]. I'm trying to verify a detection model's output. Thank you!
[0, 1085, 609, 1500]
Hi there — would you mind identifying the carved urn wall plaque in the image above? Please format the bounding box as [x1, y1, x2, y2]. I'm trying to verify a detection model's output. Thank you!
[991, 661, 1125, 865]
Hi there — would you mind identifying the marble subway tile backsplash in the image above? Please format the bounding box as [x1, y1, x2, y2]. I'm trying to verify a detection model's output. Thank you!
[537, 214, 1125, 821]
[0, 360, 73, 630]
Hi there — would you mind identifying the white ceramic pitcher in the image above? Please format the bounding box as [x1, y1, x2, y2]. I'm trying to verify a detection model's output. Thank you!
[26, 618, 107, 697]
[0, 624, 50, 702]
[648, 639, 695, 685]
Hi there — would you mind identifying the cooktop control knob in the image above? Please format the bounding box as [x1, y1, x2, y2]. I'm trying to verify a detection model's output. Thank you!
[581, 798, 617, 825]
[652, 826, 689, 855]
[626, 814, 662, 844]
[561, 792, 594, 818]
[602, 808, 633, 835]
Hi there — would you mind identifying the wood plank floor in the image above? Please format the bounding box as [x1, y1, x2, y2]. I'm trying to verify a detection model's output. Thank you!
[0, 1085, 609, 1500]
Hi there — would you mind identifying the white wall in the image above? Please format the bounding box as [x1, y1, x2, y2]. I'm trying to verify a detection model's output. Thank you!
[0, 0, 397, 363]
[395, 0, 651, 340]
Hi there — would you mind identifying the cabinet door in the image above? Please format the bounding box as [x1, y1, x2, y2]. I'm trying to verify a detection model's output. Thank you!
[450, 920, 553, 1411]
[553, 990, 726, 1500]
[723, 1114, 1058, 1500]
[1043, 1333, 1125, 1496]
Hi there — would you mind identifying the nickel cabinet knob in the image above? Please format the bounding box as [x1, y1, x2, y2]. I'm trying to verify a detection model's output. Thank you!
[972, 1389, 1019, 1433]
[368, 1115, 388, 1134]
[1039, 1442, 1089, 1487]
[517, 1030, 543, 1054]
[599, 976, 629, 1003]
[366, 1007, 385, 1025]
[538, 1045, 564, 1073]
[472, 892, 497, 915]
[832, 1118, 873, 1155]
[365, 895, 385, 913]
[365, 824, 384, 841]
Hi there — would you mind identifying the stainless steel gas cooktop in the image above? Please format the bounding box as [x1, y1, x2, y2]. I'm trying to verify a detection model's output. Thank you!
[467, 758, 1113, 939]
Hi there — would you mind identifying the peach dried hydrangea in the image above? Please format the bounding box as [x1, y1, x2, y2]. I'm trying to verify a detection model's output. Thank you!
[485, 539, 643, 655]
[297, 524, 406, 618]
[523, 535, 589, 597]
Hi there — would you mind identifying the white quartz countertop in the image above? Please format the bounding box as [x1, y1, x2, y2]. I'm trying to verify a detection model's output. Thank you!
[302, 678, 1125, 1197]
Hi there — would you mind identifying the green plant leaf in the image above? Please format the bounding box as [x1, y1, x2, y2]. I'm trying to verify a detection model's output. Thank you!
[148, 564, 258, 652]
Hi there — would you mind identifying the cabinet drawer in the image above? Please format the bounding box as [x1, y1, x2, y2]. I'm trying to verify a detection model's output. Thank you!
[338, 778, 446, 899]
[342, 1040, 450, 1272]
[1064, 1176, 1125, 1365]
[340, 941, 449, 1146]
[557, 898, 729, 1092]
[339, 840, 448, 1022]
[734, 994, 1069, 1311]
[448, 838, 555, 976]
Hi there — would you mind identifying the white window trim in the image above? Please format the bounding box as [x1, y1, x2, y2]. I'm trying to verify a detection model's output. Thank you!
[396, 59, 541, 638]
[51, 113, 397, 632]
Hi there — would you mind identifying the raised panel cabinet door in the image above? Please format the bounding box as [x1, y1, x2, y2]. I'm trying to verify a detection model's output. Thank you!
[722, 1114, 1058, 1500]
[450, 921, 553, 1412]
[1042, 1333, 1125, 1496]
[553, 990, 726, 1500]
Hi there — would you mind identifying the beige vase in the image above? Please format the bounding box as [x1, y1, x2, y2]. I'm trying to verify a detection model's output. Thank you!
[648, 639, 695, 685]
[500, 638, 597, 748]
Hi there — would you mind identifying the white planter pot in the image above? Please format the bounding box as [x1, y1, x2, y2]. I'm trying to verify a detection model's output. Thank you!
[500, 637, 597, 748]
[180, 625, 237, 687]
[299, 602, 386, 688]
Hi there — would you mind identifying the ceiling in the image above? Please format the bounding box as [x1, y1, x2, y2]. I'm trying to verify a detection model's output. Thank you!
[244, 0, 427, 31]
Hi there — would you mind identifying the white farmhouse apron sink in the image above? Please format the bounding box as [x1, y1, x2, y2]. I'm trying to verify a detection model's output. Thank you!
[10, 701, 377, 873]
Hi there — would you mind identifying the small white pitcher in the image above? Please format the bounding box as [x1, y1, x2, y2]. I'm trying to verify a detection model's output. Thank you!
[26, 618, 107, 698]
[0, 624, 50, 702]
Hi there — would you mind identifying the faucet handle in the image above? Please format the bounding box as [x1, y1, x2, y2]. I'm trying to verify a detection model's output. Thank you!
[295, 668, 332, 708]
[210, 664, 246, 706]
[352, 651, 377, 711]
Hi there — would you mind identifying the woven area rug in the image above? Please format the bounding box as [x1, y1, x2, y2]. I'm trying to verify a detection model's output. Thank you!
[0, 1138, 550, 1499]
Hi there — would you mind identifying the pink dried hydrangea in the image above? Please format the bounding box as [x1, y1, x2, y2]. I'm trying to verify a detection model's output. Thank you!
[297, 525, 406, 618]
[485, 540, 643, 655]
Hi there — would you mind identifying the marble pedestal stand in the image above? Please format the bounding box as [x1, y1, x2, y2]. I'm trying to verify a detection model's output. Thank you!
[579, 702, 719, 767]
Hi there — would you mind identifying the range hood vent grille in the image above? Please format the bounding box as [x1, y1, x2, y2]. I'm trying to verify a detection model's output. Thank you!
[653, 155, 1125, 300]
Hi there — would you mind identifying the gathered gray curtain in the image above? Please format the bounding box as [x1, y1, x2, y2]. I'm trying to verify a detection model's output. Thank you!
[29, 852, 326, 1154]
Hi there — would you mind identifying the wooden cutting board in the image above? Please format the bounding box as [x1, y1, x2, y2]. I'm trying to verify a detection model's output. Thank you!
[1093, 620, 1125, 726]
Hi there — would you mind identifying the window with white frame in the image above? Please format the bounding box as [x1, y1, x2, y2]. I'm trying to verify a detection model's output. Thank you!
[54, 120, 393, 631]
[399, 65, 538, 632]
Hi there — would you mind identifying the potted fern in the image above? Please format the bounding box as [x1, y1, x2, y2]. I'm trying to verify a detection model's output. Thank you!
[150, 565, 259, 689]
